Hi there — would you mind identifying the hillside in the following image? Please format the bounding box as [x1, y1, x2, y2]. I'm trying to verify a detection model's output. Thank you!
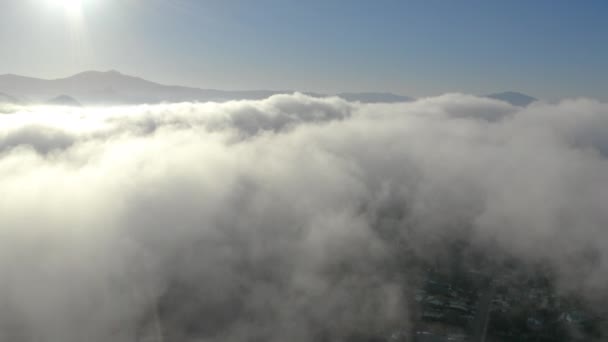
[0, 71, 411, 105]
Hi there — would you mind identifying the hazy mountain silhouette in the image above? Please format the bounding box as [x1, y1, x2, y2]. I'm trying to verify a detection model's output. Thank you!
[484, 91, 537, 106]
[0, 71, 537, 106]
[337, 92, 412, 103]
[0, 71, 411, 105]
[0, 92, 18, 104]
[47, 95, 82, 107]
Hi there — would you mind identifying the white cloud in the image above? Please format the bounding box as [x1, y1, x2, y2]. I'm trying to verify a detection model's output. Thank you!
[1, 94, 608, 341]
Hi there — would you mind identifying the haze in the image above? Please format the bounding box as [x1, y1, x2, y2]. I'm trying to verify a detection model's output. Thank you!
[1, 0, 608, 100]
[1, 1, 607, 342]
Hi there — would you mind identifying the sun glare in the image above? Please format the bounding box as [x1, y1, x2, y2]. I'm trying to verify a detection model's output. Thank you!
[49, 0, 83, 17]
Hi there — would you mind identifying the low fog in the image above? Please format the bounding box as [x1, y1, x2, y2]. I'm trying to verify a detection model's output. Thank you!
[1, 93, 607, 341]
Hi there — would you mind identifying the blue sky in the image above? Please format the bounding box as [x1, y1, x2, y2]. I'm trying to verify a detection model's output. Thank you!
[1, 0, 607, 99]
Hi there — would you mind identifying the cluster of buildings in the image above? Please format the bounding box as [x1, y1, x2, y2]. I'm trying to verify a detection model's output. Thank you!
[405, 266, 604, 342]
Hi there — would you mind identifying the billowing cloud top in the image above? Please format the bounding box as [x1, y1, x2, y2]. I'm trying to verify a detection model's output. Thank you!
[1, 93, 607, 341]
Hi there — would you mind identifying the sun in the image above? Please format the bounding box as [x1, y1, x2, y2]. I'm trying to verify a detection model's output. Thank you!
[48, 0, 83, 16]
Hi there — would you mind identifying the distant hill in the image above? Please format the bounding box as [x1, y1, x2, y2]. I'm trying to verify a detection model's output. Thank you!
[0, 70, 411, 105]
[337, 92, 412, 103]
[0, 92, 18, 104]
[47, 95, 81, 107]
[484, 91, 537, 107]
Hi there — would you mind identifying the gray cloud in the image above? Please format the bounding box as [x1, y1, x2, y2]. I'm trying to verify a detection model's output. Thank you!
[0, 94, 607, 341]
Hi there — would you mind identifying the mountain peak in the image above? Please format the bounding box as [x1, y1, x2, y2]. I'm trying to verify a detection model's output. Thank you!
[484, 91, 537, 107]
[47, 94, 81, 107]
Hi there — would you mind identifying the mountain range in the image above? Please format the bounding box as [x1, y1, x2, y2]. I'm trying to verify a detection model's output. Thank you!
[0, 70, 535, 107]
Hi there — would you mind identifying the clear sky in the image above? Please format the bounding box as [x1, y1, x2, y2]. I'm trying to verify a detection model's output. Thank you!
[1, 0, 607, 99]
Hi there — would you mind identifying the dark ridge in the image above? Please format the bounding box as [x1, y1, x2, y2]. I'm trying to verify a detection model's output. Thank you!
[47, 95, 82, 107]
[484, 91, 537, 107]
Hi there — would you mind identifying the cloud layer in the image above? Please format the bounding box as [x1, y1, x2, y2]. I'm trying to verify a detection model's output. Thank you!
[1, 93, 608, 341]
